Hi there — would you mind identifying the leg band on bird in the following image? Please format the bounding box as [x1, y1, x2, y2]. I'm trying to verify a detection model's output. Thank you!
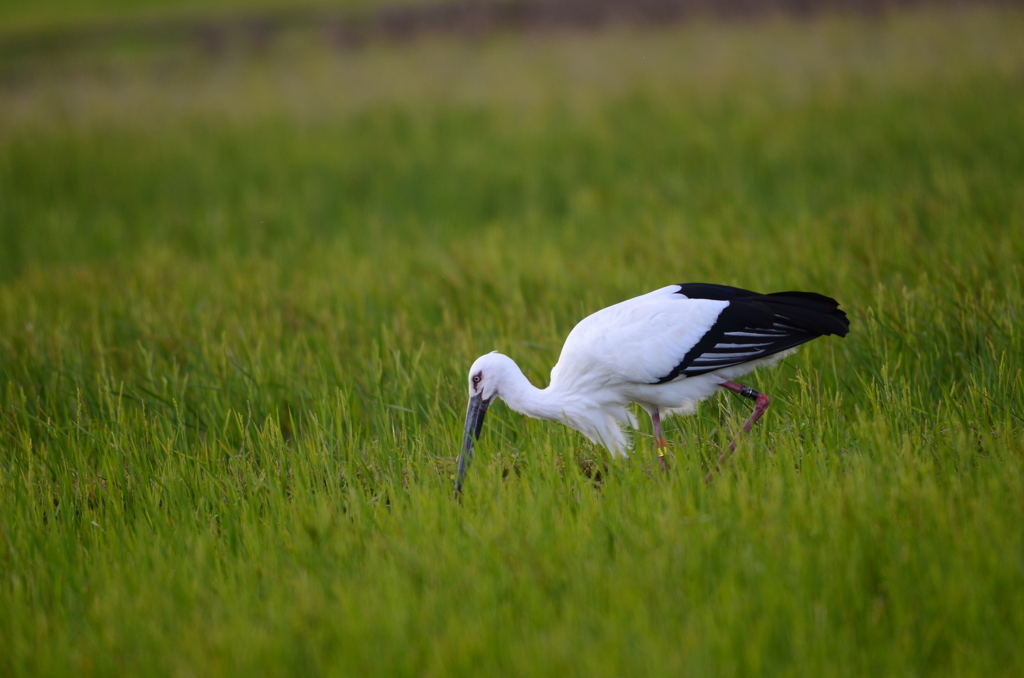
[739, 386, 761, 401]
[651, 411, 669, 471]
[719, 380, 760, 400]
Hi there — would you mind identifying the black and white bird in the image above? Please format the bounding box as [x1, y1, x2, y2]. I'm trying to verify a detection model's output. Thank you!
[457, 283, 849, 492]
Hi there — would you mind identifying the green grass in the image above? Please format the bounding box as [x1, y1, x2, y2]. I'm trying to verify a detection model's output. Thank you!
[0, 0, 402, 35]
[2, 5, 1024, 676]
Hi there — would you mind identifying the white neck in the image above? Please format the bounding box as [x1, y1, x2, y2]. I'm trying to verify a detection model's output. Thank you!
[479, 352, 632, 455]
[496, 362, 568, 423]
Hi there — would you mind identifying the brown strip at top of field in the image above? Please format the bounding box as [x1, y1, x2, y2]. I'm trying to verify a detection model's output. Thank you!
[1, 0, 1021, 58]
[2, 3, 1022, 137]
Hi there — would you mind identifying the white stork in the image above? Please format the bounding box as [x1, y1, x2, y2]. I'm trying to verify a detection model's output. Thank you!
[456, 283, 849, 492]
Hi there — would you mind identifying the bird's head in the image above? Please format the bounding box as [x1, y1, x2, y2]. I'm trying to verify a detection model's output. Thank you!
[467, 351, 515, 401]
[456, 352, 515, 495]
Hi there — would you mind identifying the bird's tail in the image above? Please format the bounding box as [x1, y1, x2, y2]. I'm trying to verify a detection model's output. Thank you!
[760, 291, 850, 337]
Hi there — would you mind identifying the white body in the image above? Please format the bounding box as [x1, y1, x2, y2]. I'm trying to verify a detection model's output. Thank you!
[468, 285, 795, 455]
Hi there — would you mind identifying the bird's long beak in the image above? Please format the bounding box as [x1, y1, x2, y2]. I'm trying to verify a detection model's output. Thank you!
[456, 392, 491, 495]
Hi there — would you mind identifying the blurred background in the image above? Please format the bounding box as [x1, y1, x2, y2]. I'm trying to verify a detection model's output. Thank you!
[4, 0, 1022, 279]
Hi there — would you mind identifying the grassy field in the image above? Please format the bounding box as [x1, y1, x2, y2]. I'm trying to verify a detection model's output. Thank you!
[0, 0, 393, 34]
[2, 4, 1024, 676]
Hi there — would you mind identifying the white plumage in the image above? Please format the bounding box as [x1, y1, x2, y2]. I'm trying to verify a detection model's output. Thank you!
[456, 283, 849, 492]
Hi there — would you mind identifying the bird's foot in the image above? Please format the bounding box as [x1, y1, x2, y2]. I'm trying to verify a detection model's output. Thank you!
[706, 382, 772, 484]
[704, 447, 730, 484]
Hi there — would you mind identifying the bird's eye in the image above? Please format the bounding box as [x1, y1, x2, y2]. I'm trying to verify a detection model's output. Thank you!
[472, 374, 481, 384]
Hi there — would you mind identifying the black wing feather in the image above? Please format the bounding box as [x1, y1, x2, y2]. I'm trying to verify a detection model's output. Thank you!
[673, 283, 761, 301]
[655, 284, 849, 383]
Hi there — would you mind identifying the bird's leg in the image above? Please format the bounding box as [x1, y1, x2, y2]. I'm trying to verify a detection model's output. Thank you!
[651, 410, 668, 472]
[704, 381, 771, 483]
